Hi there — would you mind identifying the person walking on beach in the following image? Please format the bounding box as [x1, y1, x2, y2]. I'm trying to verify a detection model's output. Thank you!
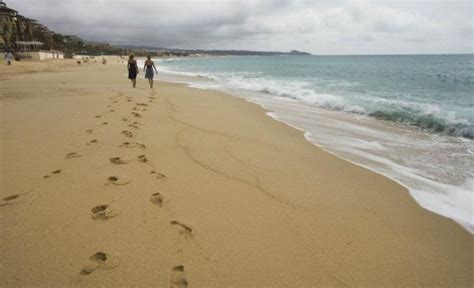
[5, 51, 13, 65]
[143, 55, 158, 88]
[128, 55, 138, 88]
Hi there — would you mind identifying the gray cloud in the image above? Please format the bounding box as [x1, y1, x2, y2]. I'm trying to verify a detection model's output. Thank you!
[7, 0, 474, 54]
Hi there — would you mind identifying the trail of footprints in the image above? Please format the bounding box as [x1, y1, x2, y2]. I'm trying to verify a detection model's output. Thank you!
[87, 92, 189, 285]
[0, 91, 192, 284]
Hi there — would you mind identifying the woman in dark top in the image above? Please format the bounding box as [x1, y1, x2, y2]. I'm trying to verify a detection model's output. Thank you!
[127, 54, 138, 88]
[143, 55, 158, 88]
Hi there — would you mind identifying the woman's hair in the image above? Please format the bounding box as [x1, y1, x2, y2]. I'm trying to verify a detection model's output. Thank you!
[129, 54, 134, 60]
[147, 55, 151, 60]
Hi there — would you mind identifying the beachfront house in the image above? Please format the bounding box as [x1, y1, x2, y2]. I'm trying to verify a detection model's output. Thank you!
[14, 41, 64, 60]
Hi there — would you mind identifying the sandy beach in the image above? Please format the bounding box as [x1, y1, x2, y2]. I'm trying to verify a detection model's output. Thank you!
[0, 58, 472, 287]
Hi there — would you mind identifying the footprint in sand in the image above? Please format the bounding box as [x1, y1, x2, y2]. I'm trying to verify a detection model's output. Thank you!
[121, 117, 128, 122]
[137, 154, 148, 163]
[129, 121, 142, 128]
[86, 129, 93, 134]
[120, 141, 136, 148]
[87, 139, 98, 145]
[0, 194, 21, 207]
[150, 170, 166, 179]
[170, 221, 192, 237]
[109, 157, 131, 165]
[79, 252, 120, 276]
[120, 142, 146, 149]
[95, 115, 101, 118]
[91, 204, 121, 220]
[101, 122, 108, 125]
[150, 192, 164, 205]
[109, 109, 115, 112]
[169, 265, 188, 287]
[65, 152, 83, 159]
[136, 103, 148, 107]
[128, 124, 139, 129]
[44, 169, 62, 178]
[3, 194, 20, 201]
[131, 112, 142, 118]
[132, 107, 138, 111]
[121, 130, 133, 138]
[106, 176, 131, 185]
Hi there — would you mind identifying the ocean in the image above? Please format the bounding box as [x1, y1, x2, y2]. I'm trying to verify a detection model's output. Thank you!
[151, 54, 474, 232]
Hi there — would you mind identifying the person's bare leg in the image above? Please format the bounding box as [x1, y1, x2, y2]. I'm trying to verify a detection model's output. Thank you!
[132, 79, 136, 88]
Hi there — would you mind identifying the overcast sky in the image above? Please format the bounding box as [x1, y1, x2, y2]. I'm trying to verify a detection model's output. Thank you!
[8, 0, 474, 54]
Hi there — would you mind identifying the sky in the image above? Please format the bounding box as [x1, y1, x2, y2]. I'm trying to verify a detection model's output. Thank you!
[8, 0, 474, 55]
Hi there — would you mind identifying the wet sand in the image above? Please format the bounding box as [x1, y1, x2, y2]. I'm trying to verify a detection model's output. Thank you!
[0, 58, 472, 287]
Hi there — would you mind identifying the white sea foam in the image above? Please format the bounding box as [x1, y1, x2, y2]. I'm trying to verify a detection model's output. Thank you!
[263, 100, 474, 232]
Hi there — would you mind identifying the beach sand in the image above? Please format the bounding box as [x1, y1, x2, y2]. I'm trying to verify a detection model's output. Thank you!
[0, 58, 472, 287]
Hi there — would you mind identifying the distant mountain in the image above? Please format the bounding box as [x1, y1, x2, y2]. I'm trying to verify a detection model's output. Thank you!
[289, 50, 311, 55]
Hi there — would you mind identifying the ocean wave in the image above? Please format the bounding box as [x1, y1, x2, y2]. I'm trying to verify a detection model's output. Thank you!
[158, 65, 474, 140]
[221, 75, 474, 139]
[369, 110, 473, 139]
[224, 76, 347, 109]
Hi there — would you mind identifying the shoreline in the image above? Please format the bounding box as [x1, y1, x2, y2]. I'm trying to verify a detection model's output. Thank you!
[154, 62, 474, 233]
[1, 59, 472, 287]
